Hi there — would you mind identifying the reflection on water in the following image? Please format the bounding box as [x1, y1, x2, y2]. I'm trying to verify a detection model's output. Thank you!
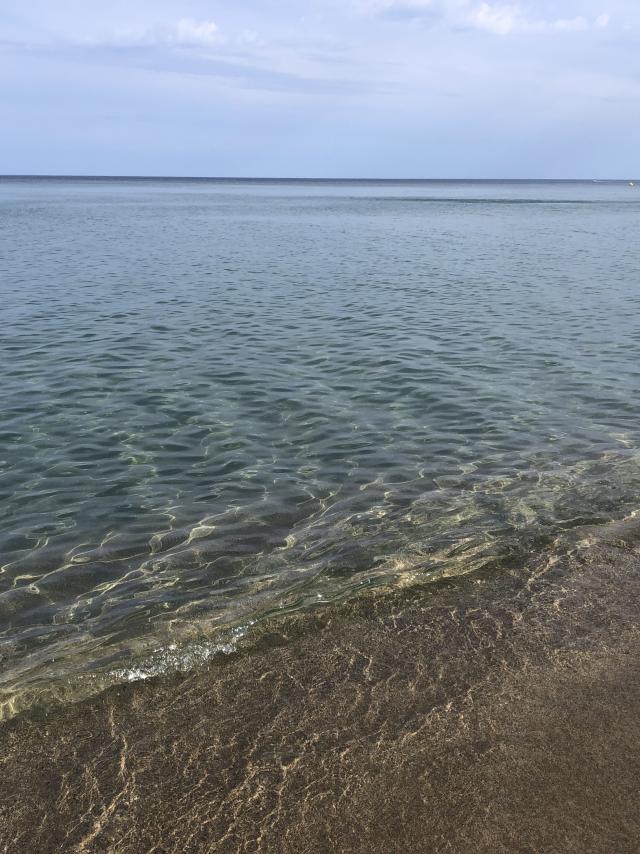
[1, 178, 640, 716]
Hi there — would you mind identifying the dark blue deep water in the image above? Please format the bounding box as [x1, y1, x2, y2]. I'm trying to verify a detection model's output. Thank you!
[2, 178, 640, 715]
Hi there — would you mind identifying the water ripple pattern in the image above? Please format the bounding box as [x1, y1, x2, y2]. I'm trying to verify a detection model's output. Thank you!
[1, 178, 640, 712]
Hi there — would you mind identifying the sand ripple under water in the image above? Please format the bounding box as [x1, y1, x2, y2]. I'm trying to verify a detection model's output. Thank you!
[1, 513, 639, 852]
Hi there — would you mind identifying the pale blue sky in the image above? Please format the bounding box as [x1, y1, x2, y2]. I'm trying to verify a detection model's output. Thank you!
[1, 1, 638, 177]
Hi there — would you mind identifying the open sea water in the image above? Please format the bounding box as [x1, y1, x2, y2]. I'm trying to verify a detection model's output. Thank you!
[1, 177, 640, 717]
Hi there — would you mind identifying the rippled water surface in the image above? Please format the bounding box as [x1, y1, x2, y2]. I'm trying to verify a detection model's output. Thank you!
[2, 177, 640, 714]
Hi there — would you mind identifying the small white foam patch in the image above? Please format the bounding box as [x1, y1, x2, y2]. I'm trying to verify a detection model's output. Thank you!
[110, 623, 254, 684]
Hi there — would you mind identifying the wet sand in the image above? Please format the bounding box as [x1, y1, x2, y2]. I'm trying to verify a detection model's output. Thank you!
[1, 523, 639, 853]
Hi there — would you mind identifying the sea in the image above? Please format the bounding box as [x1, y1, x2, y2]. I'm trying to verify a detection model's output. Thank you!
[1, 176, 640, 719]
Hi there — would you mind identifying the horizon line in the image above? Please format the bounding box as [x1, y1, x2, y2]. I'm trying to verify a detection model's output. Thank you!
[1, 174, 638, 183]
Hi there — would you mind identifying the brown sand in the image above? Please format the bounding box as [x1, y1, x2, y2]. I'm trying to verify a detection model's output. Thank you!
[1, 525, 639, 853]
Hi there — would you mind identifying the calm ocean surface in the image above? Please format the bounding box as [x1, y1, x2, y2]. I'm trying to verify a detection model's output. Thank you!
[1, 177, 640, 716]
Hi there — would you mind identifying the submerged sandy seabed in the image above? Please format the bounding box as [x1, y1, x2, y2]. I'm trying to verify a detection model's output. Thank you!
[1, 519, 639, 853]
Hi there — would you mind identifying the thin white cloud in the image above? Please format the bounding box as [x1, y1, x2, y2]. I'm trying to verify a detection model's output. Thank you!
[482, 9, 590, 35]
[173, 19, 221, 47]
[100, 19, 224, 50]
[362, 0, 612, 35]
[471, 3, 518, 34]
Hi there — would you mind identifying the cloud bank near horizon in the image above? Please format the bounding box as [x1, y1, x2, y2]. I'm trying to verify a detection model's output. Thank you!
[1, 0, 638, 177]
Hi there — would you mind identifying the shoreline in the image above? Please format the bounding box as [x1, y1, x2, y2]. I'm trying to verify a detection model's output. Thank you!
[1, 522, 640, 852]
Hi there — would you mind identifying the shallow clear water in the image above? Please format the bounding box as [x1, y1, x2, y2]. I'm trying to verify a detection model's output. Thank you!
[1, 177, 640, 714]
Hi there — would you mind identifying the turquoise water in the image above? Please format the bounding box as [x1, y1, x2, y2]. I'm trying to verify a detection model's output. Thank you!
[2, 178, 640, 713]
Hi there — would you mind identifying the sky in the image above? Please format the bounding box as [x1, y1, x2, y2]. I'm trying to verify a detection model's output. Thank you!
[1, 1, 639, 177]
